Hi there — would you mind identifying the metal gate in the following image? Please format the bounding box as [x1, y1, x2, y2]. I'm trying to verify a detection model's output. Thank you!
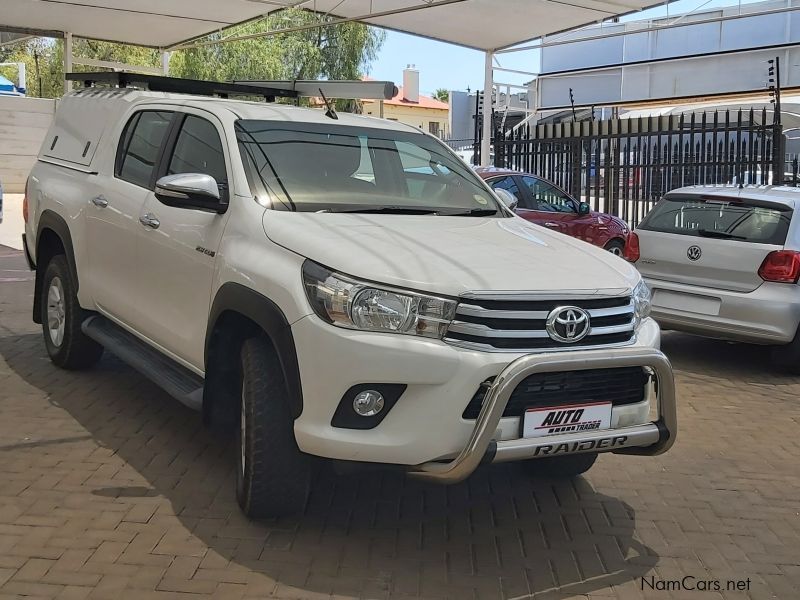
[493, 108, 784, 227]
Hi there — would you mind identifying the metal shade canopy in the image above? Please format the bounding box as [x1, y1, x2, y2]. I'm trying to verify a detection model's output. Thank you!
[2, 0, 660, 51]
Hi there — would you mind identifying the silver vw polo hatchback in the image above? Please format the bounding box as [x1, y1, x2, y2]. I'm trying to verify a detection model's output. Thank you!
[627, 185, 800, 371]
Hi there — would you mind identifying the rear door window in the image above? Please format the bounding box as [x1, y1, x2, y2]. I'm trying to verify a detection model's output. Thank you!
[116, 111, 173, 188]
[639, 195, 792, 245]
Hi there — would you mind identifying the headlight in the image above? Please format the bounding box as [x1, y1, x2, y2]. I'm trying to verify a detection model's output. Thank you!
[632, 279, 652, 327]
[302, 261, 456, 339]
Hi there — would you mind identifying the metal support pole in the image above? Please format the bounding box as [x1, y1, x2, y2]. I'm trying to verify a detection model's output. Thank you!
[481, 50, 493, 167]
[161, 51, 171, 76]
[63, 32, 73, 95]
[773, 55, 785, 184]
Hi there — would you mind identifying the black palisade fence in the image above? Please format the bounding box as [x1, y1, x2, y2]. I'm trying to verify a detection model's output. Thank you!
[491, 108, 785, 227]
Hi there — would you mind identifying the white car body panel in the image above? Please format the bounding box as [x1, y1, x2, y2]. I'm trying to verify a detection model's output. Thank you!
[263, 211, 640, 297]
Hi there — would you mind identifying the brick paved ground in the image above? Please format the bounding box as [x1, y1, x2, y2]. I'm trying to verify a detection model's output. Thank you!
[1, 245, 799, 600]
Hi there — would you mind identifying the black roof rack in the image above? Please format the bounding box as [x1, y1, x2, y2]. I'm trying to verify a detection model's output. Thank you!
[66, 72, 298, 102]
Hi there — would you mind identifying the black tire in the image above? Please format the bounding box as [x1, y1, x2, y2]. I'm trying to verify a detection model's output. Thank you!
[771, 326, 800, 374]
[604, 239, 625, 257]
[524, 452, 598, 479]
[40, 255, 103, 370]
[236, 336, 310, 518]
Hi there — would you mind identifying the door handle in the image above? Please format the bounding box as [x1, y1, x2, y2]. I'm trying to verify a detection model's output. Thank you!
[91, 195, 108, 208]
[544, 222, 559, 227]
[139, 213, 160, 229]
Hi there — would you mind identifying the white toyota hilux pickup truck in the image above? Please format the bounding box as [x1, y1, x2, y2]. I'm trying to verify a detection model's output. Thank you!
[22, 82, 676, 517]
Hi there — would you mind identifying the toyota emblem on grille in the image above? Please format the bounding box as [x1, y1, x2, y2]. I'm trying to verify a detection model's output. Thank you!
[687, 245, 702, 261]
[545, 306, 591, 343]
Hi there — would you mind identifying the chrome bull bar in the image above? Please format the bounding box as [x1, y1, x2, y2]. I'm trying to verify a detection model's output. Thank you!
[408, 346, 676, 484]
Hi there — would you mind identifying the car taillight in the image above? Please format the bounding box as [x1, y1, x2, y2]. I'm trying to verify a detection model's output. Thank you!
[623, 232, 640, 262]
[758, 250, 800, 283]
[22, 179, 29, 223]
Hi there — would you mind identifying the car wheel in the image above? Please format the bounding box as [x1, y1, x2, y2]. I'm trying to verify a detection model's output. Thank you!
[236, 336, 311, 518]
[40, 255, 103, 370]
[523, 452, 598, 478]
[604, 239, 625, 257]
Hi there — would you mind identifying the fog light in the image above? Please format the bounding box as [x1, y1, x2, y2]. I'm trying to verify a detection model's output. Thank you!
[352, 390, 385, 417]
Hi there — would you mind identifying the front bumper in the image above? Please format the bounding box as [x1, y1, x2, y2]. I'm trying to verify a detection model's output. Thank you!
[408, 346, 675, 483]
[292, 314, 672, 471]
[646, 277, 800, 344]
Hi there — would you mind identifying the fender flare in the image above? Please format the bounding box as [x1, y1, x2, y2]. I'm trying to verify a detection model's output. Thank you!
[205, 283, 303, 418]
[32, 210, 79, 324]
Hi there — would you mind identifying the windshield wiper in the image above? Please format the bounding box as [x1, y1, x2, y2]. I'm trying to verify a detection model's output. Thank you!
[327, 206, 439, 215]
[697, 228, 746, 240]
[439, 208, 499, 217]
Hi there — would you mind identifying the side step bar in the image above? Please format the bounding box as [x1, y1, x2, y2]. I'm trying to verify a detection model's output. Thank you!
[81, 315, 204, 411]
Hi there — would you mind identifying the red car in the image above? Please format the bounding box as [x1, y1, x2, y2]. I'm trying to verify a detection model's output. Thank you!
[476, 167, 630, 256]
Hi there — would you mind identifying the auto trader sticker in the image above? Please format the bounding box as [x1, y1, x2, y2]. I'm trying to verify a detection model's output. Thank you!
[523, 401, 612, 438]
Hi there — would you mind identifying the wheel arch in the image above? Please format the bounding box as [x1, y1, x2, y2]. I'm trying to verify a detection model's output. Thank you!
[204, 283, 303, 429]
[32, 210, 78, 325]
[604, 236, 626, 252]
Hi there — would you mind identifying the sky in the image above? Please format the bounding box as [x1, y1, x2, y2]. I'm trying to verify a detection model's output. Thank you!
[366, 0, 765, 98]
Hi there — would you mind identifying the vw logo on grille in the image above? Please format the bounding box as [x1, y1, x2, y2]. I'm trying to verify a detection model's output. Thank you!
[545, 306, 591, 343]
[687, 245, 702, 261]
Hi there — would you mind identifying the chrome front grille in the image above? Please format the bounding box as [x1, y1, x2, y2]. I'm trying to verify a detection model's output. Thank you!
[444, 295, 635, 352]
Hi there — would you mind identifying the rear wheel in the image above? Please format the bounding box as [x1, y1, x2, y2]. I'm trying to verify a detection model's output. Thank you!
[236, 337, 311, 518]
[604, 239, 625, 257]
[523, 452, 598, 478]
[40, 255, 103, 370]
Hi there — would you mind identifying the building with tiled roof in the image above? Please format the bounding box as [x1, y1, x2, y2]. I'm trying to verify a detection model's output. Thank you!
[362, 66, 449, 138]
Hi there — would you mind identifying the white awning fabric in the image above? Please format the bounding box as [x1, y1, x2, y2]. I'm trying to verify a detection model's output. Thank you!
[1, 0, 663, 51]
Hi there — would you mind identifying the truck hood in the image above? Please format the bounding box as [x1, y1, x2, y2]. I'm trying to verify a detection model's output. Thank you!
[262, 212, 640, 297]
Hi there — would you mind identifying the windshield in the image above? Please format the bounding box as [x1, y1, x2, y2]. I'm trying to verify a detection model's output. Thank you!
[236, 120, 502, 215]
[638, 194, 791, 245]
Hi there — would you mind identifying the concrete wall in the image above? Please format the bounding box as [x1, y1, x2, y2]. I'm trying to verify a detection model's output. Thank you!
[0, 96, 55, 193]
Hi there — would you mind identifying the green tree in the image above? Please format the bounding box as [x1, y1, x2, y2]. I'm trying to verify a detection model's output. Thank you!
[1, 38, 63, 98]
[434, 88, 450, 102]
[170, 8, 385, 109]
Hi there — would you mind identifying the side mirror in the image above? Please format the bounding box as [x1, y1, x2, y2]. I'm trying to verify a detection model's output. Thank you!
[494, 188, 519, 211]
[155, 173, 227, 214]
[578, 201, 590, 215]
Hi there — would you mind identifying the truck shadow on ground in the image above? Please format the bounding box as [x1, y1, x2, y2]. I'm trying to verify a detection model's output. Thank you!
[2, 332, 659, 599]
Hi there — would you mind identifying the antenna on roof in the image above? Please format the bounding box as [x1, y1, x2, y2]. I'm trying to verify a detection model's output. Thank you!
[318, 88, 338, 120]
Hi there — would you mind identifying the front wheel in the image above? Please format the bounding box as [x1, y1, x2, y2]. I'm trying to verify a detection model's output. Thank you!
[523, 452, 598, 479]
[236, 337, 311, 518]
[604, 239, 625, 257]
[40, 255, 103, 370]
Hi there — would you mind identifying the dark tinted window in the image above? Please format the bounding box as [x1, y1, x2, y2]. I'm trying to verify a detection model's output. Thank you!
[639, 195, 791, 245]
[235, 120, 500, 214]
[117, 111, 172, 188]
[522, 176, 576, 213]
[488, 176, 523, 205]
[167, 116, 227, 192]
